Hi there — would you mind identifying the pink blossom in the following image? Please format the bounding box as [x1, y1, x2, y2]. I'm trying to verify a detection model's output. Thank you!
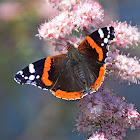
[37, 11, 71, 40]
[37, 1, 104, 52]
[105, 21, 140, 84]
[106, 53, 140, 84]
[75, 87, 140, 140]
[110, 21, 140, 48]
[71, 1, 104, 30]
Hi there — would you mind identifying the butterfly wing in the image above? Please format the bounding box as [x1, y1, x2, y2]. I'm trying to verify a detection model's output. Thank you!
[78, 26, 115, 91]
[14, 55, 66, 88]
[14, 54, 86, 100]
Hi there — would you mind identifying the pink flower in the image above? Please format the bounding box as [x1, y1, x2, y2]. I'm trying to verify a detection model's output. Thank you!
[37, 11, 71, 40]
[110, 21, 140, 48]
[37, 1, 104, 52]
[75, 87, 140, 140]
[71, 1, 104, 30]
[106, 21, 140, 84]
[106, 52, 140, 84]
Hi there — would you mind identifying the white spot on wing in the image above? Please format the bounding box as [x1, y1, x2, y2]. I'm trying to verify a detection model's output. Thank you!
[106, 45, 110, 50]
[101, 43, 104, 46]
[31, 82, 37, 86]
[107, 26, 110, 30]
[24, 76, 28, 80]
[17, 71, 23, 75]
[38, 86, 42, 89]
[29, 63, 35, 73]
[107, 34, 110, 38]
[29, 75, 35, 80]
[36, 75, 40, 79]
[104, 38, 108, 43]
[14, 77, 21, 84]
[43, 88, 48, 90]
[98, 29, 104, 38]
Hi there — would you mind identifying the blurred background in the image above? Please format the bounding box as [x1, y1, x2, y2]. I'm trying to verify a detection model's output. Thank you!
[0, 0, 140, 140]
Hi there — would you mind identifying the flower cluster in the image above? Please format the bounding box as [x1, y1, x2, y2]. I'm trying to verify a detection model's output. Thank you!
[107, 53, 140, 84]
[36, 0, 140, 139]
[105, 21, 140, 84]
[110, 21, 140, 48]
[71, 1, 104, 30]
[37, 1, 104, 53]
[75, 87, 140, 140]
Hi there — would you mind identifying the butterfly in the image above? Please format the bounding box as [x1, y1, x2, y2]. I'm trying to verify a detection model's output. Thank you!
[14, 26, 115, 100]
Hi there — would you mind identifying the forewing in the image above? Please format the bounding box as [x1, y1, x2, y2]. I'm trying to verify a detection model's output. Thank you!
[78, 26, 115, 63]
[14, 55, 66, 89]
[78, 26, 115, 91]
[14, 54, 86, 100]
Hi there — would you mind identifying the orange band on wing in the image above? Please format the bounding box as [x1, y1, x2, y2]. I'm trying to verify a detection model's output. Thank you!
[91, 64, 105, 90]
[52, 89, 85, 100]
[41, 57, 53, 86]
[86, 36, 103, 61]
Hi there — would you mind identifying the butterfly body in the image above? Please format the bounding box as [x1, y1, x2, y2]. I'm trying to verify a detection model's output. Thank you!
[14, 26, 115, 100]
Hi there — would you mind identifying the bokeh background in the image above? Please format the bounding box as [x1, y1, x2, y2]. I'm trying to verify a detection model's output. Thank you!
[0, 0, 140, 140]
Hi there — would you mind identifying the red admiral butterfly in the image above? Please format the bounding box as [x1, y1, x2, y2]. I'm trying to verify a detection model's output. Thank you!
[14, 26, 115, 100]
